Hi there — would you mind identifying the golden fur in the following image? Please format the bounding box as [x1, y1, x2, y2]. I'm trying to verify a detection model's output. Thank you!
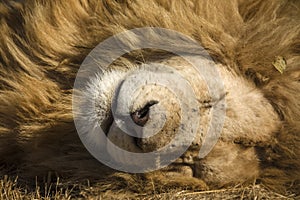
[0, 0, 299, 195]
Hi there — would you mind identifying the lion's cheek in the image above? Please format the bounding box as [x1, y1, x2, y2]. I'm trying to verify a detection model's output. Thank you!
[194, 141, 260, 187]
[106, 122, 143, 165]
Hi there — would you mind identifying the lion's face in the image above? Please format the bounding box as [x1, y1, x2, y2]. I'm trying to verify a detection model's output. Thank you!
[75, 54, 280, 186]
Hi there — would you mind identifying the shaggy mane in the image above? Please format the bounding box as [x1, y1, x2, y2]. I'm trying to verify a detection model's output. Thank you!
[0, 0, 299, 195]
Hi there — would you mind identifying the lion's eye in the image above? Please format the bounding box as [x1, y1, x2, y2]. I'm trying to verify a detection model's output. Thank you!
[130, 100, 158, 127]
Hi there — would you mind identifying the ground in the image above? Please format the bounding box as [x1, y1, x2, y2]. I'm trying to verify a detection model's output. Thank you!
[0, 177, 297, 200]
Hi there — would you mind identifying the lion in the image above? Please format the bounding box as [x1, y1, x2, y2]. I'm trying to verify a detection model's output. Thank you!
[0, 0, 299, 196]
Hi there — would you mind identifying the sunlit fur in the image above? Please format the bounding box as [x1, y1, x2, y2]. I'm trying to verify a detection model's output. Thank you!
[0, 0, 299, 195]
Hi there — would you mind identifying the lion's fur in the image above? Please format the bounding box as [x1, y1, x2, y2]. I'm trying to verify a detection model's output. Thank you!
[0, 0, 299, 195]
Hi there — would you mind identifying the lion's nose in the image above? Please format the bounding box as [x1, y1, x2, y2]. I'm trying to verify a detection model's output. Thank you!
[130, 107, 150, 127]
[130, 100, 158, 127]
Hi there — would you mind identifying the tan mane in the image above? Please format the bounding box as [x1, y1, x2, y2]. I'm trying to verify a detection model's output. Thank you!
[0, 0, 299, 195]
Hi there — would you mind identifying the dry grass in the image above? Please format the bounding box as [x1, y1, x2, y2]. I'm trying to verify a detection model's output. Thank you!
[0, 176, 297, 200]
[0, 176, 73, 200]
